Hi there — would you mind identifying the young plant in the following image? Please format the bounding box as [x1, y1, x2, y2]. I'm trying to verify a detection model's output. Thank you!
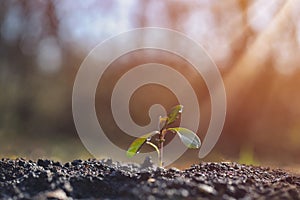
[126, 105, 201, 167]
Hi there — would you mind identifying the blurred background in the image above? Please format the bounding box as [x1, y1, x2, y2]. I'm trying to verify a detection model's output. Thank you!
[1, 0, 300, 169]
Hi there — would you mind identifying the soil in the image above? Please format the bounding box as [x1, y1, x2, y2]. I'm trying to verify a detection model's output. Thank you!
[1, 157, 300, 200]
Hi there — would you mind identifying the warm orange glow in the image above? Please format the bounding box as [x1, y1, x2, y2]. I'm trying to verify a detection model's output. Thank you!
[0, 0, 300, 167]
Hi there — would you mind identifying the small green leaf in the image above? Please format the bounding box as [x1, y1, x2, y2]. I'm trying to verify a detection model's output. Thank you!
[158, 116, 168, 130]
[168, 127, 201, 149]
[167, 105, 183, 125]
[126, 131, 159, 158]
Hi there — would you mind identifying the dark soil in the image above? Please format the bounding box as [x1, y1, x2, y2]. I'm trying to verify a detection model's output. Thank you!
[1, 158, 300, 200]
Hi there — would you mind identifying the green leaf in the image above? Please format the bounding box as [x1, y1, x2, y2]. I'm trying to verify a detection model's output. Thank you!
[126, 131, 159, 158]
[167, 127, 201, 149]
[167, 105, 183, 125]
[158, 116, 168, 130]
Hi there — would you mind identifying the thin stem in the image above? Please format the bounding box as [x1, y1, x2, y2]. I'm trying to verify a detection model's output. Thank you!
[159, 140, 163, 167]
[158, 129, 167, 167]
[158, 117, 169, 167]
[146, 141, 160, 165]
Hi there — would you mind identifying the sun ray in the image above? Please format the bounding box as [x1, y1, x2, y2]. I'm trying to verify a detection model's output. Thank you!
[224, 0, 293, 105]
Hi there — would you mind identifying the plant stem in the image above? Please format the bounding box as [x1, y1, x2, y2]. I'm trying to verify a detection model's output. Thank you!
[158, 129, 166, 167]
[158, 140, 163, 167]
[146, 141, 160, 165]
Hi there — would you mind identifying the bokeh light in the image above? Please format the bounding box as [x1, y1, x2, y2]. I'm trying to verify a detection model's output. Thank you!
[0, 0, 300, 169]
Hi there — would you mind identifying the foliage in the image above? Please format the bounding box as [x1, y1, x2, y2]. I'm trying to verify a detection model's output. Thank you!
[126, 105, 201, 167]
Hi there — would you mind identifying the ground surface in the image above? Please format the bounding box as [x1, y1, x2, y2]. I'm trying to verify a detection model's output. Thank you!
[1, 158, 300, 200]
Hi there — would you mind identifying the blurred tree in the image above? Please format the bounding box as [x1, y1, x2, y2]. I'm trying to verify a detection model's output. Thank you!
[0, 0, 300, 165]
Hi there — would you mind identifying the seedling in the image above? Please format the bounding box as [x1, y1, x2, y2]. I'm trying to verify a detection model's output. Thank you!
[126, 105, 201, 167]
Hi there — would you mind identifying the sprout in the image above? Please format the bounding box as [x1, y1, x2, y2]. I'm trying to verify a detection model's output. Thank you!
[126, 105, 201, 167]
